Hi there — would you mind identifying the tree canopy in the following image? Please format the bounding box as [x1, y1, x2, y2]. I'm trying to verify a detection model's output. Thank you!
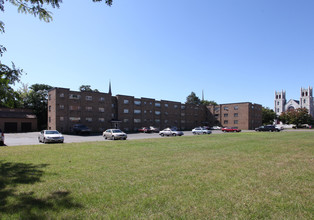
[186, 92, 201, 105]
[79, 85, 99, 92]
[279, 108, 313, 127]
[262, 107, 277, 125]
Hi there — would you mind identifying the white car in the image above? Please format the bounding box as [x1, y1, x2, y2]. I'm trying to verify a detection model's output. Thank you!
[159, 128, 184, 137]
[103, 129, 127, 140]
[38, 130, 64, 144]
[211, 126, 222, 130]
[192, 127, 212, 135]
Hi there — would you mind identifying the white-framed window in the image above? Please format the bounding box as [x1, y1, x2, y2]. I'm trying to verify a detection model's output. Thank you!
[181, 113, 185, 116]
[99, 107, 105, 112]
[181, 120, 185, 123]
[134, 109, 141, 114]
[234, 120, 238, 124]
[164, 112, 168, 116]
[69, 94, 81, 100]
[234, 113, 238, 117]
[134, 100, 141, 106]
[224, 120, 228, 124]
[60, 116, 64, 121]
[181, 105, 185, 109]
[164, 103, 168, 107]
[155, 111, 160, 115]
[164, 120, 168, 123]
[69, 117, 80, 122]
[124, 99, 129, 104]
[99, 97, 105, 101]
[124, 109, 129, 113]
[155, 119, 160, 123]
[234, 106, 238, 110]
[224, 107, 229, 111]
[123, 119, 129, 123]
[99, 118, 105, 122]
[134, 118, 141, 123]
[59, 93, 64, 98]
[49, 94, 51, 100]
[86, 106, 92, 111]
[224, 113, 228, 117]
[59, 105, 64, 110]
[86, 117, 92, 122]
[174, 104, 178, 108]
[155, 102, 161, 107]
[48, 106, 51, 112]
[86, 96, 93, 101]
[69, 106, 81, 111]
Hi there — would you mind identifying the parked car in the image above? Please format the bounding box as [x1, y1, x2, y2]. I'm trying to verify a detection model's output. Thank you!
[138, 127, 151, 133]
[211, 126, 222, 130]
[103, 129, 127, 140]
[222, 127, 241, 132]
[149, 126, 160, 133]
[0, 129, 4, 146]
[192, 127, 212, 135]
[159, 128, 184, 137]
[72, 124, 91, 135]
[275, 125, 284, 130]
[255, 125, 280, 132]
[38, 130, 64, 143]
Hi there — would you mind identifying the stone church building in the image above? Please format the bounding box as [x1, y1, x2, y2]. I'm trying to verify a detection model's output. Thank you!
[274, 86, 314, 117]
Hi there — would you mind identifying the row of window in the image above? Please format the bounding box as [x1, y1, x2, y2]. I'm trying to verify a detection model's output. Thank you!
[124, 119, 185, 124]
[223, 120, 239, 124]
[123, 99, 185, 109]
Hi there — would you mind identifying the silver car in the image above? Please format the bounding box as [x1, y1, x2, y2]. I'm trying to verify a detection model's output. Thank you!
[103, 129, 127, 140]
[192, 127, 212, 135]
[38, 130, 64, 144]
[159, 128, 184, 137]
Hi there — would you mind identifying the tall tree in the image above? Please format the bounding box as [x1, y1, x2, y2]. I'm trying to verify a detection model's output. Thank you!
[22, 84, 52, 130]
[186, 92, 201, 105]
[262, 107, 277, 125]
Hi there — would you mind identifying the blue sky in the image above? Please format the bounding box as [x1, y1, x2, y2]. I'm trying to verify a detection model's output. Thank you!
[1, 0, 314, 108]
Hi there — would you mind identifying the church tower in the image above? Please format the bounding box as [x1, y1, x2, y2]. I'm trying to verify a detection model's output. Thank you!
[300, 86, 313, 117]
[274, 90, 286, 116]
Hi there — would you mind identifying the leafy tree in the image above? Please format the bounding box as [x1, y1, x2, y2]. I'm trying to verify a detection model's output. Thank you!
[186, 92, 201, 105]
[262, 107, 276, 125]
[0, 62, 23, 108]
[201, 100, 218, 106]
[79, 85, 99, 92]
[22, 84, 53, 130]
[279, 108, 313, 127]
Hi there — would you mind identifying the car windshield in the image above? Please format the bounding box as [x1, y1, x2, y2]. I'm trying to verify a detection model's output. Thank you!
[45, 130, 59, 134]
[112, 129, 123, 133]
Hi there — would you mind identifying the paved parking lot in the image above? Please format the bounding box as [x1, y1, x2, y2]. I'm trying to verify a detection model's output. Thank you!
[3, 129, 309, 147]
[3, 130, 226, 146]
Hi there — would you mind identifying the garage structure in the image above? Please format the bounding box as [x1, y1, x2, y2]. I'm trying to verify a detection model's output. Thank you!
[0, 108, 37, 133]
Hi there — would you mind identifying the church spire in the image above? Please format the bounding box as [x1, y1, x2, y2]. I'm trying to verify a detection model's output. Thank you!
[109, 80, 112, 95]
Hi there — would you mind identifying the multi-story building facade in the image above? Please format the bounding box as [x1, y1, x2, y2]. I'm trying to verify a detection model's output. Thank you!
[206, 102, 262, 130]
[48, 87, 262, 133]
[274, 86, 314, 117]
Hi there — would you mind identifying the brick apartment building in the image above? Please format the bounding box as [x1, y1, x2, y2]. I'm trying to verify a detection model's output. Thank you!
[47, 87, 262, 133]
[206, 102, 262, 130]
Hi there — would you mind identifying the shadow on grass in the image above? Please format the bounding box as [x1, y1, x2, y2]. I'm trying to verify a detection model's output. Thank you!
[0, 161, 82, 218]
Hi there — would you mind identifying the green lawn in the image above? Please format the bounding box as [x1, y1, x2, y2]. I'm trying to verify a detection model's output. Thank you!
[0, 132, 313, 219]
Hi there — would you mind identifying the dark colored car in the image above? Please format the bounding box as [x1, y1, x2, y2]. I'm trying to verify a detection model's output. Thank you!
[222, 127, 241, 132]
[255, 125, 280, 132]
[72, 124, 91, 135]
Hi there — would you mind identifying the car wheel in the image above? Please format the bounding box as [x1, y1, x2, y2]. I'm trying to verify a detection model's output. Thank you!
[112, 136, 115, 140]
[203, 132, 206, 134]
[43, 138, 46, 144]
[123, 138, 127, 140]
[38, 137, 41, 143]
[160, 133, 164, 137]
[193, 132, 196, 135]
[104, 136, 107, 139]
[172, 133, 177, 136]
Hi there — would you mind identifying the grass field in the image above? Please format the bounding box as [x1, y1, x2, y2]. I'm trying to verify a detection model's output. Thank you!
[0, 132, 313, 219]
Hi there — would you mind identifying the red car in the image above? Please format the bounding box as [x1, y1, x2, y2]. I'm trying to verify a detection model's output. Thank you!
[138, 127, 151, 133]
[222, 127, 241, 132]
